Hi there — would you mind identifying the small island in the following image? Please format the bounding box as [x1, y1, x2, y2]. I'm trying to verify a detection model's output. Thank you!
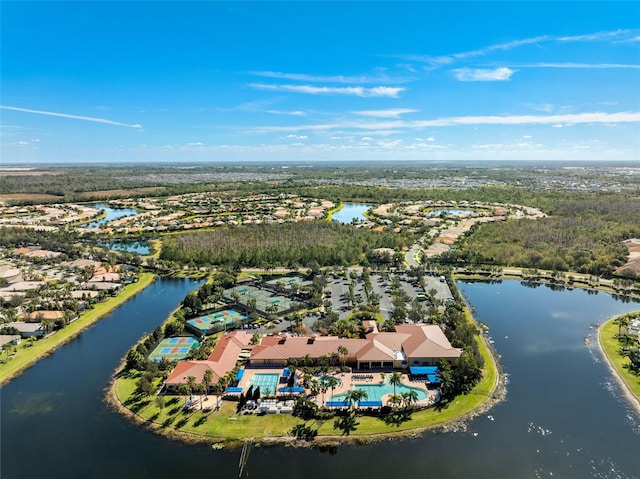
[109, 266, 500, 447]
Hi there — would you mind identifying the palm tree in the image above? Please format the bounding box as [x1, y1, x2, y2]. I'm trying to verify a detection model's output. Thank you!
[387, 394, 402, 409]
[401, 390, 419, 410]
[203, 369, 213, 397]
[177, 384, 190, 407]
[344, 388, 368, 411]
[324, 376, 340, 405]
[337, 345, 349, 368]
[389, 371, 403, 401]
[614, 315, 631, 335]
[186, 375, 197, 398]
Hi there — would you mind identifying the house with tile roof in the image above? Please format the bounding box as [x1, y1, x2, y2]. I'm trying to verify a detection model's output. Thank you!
[164, 330, 255, 392]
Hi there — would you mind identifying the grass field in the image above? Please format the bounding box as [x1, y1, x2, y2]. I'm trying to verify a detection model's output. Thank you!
[599, 317, 640, 403]
[0, 193, 64, 204]
[0, 273, 156, 386]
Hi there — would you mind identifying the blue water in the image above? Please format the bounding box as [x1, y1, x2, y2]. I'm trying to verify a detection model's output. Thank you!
[332, 381, 428, 402]
[331, 203, 371, 224]
[100, 240, 150, 254]
[2, 278, 639, 479]
[83, 204, 139, 228]
[248, 373, 280, 395]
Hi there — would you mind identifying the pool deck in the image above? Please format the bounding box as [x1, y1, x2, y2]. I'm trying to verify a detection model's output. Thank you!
[237, 369, 436, 408]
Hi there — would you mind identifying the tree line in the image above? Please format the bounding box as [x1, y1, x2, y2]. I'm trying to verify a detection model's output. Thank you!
[160, 222, 414, 268]
[451, 197, 640, 276]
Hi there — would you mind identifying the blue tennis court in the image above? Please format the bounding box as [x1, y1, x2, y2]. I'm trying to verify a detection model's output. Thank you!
[148, 337, 200, 362]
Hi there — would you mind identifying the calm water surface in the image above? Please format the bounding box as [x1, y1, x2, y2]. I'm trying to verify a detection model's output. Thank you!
[100, 240, 151, 254]
[84, 204, 139, 228]
[2, 279, 639, 478]
[331, 203, 371, 224]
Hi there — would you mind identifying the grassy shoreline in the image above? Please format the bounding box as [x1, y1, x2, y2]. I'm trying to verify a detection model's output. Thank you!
[0, 272, 156, 387]
[109, 299, 500, 448]
[597, 315, 640, 414]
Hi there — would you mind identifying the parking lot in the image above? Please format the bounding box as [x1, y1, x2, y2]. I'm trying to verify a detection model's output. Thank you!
[245, 269, 454, 334]
[323, 269, 453, 323]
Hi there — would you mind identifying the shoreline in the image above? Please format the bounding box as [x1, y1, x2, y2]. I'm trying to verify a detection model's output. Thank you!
[597, 316, 640, 416]
[0, 272, 156, 387]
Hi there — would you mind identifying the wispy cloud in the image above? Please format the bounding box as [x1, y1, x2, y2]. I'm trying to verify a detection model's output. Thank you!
[248, 111, 640, 133]
[411, 112, 640, 127]
[250, 71, 411, 84]
[515, 62, 640, 69]
[284, 134, 308, 140]
[249, 83, 405, 98]
[556, 29, 635, 42]
[403, 36, 549, 68]
[397, 29, 639, 70]
[266, 110, 307, 116]
[0, 105, 142, 128]
[453, 67, 516, 81]
[352, 108, 418, 118]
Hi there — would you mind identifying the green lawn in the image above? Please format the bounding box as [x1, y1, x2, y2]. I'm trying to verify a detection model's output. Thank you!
[0, 273, 156, 386]
[599, 317, 640, 402]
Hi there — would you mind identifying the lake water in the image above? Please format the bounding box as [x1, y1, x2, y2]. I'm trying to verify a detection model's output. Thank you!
[100, 240, 151, 255]
[83, 204, 139, 228]
[331, 203, 371, 224]
[1, 279, 639, 478]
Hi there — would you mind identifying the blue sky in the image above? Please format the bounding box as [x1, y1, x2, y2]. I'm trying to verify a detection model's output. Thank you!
[1, 1, 639, 164]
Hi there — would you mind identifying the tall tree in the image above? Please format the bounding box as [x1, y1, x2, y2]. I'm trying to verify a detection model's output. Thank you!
[337, 345, 349, 367]
[389, 371, 403, 405]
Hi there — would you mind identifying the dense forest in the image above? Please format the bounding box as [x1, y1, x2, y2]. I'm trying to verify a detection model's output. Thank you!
[451, 197, 640, 276]
[160, 222, 414, 268]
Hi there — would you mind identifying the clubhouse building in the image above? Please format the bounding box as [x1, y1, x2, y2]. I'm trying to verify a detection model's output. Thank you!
[165, 321, 461, 393]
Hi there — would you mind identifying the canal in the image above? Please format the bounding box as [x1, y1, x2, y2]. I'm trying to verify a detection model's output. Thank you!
[1, 279, 639, 478]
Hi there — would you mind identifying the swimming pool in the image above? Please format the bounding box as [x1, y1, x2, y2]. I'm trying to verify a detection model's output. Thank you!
[248, 373, 280, 396]
[331, 381, 427, 403]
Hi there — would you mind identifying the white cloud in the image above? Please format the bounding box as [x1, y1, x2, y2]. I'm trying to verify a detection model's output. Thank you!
[0, 105, 142, 128]
[352, 108, 418, 118]
[248, 111, 640, 135]
[557, 29, 634, 42]
[515, 62, 640, 69]
[412, 112, 640, 127]
[397, 29, 638, 71]
[250, 71, 410, 84]
[401, 35, 549, 67]
[285, 134, 308, 139]
[377, 140, 402, 148]
[453, 67, 516, 81]
[249, 83, 405, 98]
[267, 110, 307, 116]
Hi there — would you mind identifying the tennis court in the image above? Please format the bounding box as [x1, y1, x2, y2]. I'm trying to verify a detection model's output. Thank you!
[186, 309, 247, 335]
[224, 285, 296, 314]
[148, 336, 200, 362]
[265, 275, 313, 290]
